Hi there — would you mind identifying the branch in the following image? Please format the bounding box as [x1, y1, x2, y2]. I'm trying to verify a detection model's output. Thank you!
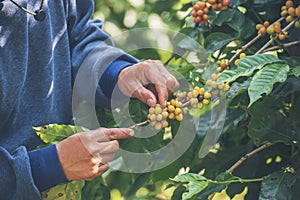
[226, 142, 273, 174]
[256, 17, 300, 54]
[228, 17, 285, 65]
[262, 40, 300, 52]
[128, 120, 150, 129]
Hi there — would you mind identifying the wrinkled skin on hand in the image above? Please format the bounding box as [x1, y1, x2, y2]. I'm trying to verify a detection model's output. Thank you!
[56, 128, 134, 181]
[118, 60, 180, 107]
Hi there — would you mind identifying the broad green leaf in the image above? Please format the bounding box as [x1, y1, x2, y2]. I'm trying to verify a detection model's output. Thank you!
[259, 171, 296, 200]
[182, 181, 209, 200]
[171, 173, 207, 183]
[227, 10, 245, 32]
[218, 54, 281, 83]
[291, 66, 300, 77]
[205, 32, 235, 53]
[213, 9, 235, 27]
[248, 64, 290, 107]
[33, 124, 89, 144]
[42, 181, 85, 200]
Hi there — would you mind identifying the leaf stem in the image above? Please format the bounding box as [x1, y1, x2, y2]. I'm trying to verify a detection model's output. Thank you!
[208, 177, 265, 185]
[226, 142, 273, 173]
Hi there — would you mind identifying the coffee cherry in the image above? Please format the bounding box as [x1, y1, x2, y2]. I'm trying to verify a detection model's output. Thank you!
[204, 92, 212, 99]
[256, 24, 264, 30]
[163, 121, 169, 128]
[175, 108, 182, 115]
[286, 15, 294, 23]
[169, 112, 175, 119]
[149, 107, 155, 114]
[267, 26, 275, 35]
[278, 32, 288, 40]
[258, 27, 267, 35]
[281, 10, 288, 17]
[176, 113, 183, 121]
[234, 60, 239, 66]
[198, 87, 205, 95]
[154, 122, 162, 130]
[198, 95, 204, 102]
[211, 73, 219, 81]
[263, 21, 270, 27]
[296, 6, 300, 17]
[288, 7, 296, 16]
[295, 20, 300, 28]
[286, 0, 294, 9]
[239, 53, 246, 59]
[156, 114, 163, 121]
[154, 106, 162, 115]
[202, 99, 210, 105]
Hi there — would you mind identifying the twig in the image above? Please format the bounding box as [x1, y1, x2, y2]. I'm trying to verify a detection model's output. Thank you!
[256, 17, 299, 54]
[262, 40, 300, 52]
[228, 17, 285, 65]
[128, 120, 150, 129]
[226, 142, 273, 174]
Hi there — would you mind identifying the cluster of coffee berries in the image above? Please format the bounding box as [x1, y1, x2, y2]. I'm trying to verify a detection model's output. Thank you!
[206, 73, 230, 97]
[281, 0, 300, 22]
[255, 21, 270, 35]
[147, 100, 183, 130]
[176, 86, 212, 110]
[191, 0, 230, 25]
[148, 104, 169, 130]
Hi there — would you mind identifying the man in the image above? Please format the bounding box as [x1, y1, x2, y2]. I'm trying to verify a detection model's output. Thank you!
[0, 0, 179, 199]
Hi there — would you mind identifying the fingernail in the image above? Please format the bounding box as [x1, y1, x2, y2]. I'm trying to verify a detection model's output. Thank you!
[163, 100, 167, 107]
[128, 130, 135, 136]
[147, 99, 155, 106]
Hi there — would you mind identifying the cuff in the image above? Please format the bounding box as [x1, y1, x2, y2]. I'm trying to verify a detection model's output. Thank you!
[99, 59, 135, 98]
[28, 144, 67, 192]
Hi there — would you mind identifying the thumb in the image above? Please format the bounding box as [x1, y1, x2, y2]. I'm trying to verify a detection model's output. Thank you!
[133, 86, 157, 107]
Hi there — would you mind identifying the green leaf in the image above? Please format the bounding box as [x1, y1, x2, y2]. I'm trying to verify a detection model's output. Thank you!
[182, 181, 209, 200]
[171, 173, 207, 183]
[291, 66, 300, 77]
[213, 9, 235, 27]
[259, 171, 296, 200]
[33, 124, 89, 144]
[227, 10, 245, 32]
[248, 64, 290, 107]
[42, 181, 85, 200]
[231, 0, 247, 6]
[205, 32, 235, 53]
[218, 54, 281, 83]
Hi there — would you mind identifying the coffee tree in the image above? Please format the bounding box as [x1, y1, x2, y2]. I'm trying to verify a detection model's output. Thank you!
[34, 0, 300, 199]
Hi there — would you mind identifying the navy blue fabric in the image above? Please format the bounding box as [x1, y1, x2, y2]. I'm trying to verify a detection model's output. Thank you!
[0, 0, 137, 199]
[28, 145, 67, 192]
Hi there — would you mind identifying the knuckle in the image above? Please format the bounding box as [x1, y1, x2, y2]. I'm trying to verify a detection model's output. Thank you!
[112, 140, 119, 149]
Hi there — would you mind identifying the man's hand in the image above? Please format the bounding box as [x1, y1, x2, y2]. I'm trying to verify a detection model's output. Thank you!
[118, 60, 179, 107]
[56, 128, 134, 181]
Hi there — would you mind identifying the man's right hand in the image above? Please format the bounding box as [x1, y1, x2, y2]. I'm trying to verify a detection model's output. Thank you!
[56, 127, 134, 181]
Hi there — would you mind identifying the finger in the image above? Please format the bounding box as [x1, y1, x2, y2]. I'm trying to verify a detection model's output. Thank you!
[99, 153, 115, 163]
[166, 76, 180, 92]
[155, 83, 169, 107]
[92, 128, 134, 142]
[132, 86, 157, 107]
[96, 140, 119, 154]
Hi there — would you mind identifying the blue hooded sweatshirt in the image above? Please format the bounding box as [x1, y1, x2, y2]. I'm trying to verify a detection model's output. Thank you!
[0, 0, 137, 199]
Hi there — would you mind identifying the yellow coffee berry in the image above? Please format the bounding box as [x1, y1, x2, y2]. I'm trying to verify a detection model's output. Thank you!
[154, 106, 162, 114]
[175, 108, 182, 115]
[156, 114, 163, 121]
[162, 111, 169, 118]
[175, 101, 182, 108]
[176, 113, 183, 121]
[202, 99, 210, 105]
[168, 105, 175, 112]
[169, 112, 175, 119]
[204, 92, 211, 99]
[149, 107, 155, 114]
[239, 53, 246, 59]
[163, 121, 169, 128]
[154, 122, 162, 130]
[199, 87, 205, 95]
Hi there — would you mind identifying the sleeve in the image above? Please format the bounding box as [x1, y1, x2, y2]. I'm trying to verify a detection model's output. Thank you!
[67, 0, 138, 109]
[0, 146, 41, 200]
